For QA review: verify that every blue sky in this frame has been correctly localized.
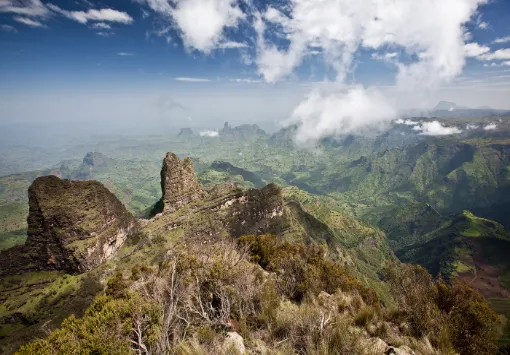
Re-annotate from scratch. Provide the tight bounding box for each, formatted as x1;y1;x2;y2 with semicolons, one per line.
1;0;510;140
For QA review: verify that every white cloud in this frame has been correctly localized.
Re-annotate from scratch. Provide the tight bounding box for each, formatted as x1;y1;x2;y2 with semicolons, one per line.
371;52;399;61
493;36;510;44
413;121;462;136
139;0;251;52
47;4;133;24
91;22;111;29
478;48;510;61
117;52;134;56
96;31;114;36
464;42;490;57
134;0;172;15
483;123;497;130
285;87;397;144
175;77;211;82
504;61;510;67
478;21;488;29
218;41;247;49
0;0;49;17
199;130;219;137
138;0;245;53
253;0;487;142
255;0;486;86
13;15;46;27
394;118;421;125
0;24;17;32
171;0;244;53
466;124;478;129
230;78;262;83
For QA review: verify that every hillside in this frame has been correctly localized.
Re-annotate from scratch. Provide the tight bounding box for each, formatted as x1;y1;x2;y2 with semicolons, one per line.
0;152;502;354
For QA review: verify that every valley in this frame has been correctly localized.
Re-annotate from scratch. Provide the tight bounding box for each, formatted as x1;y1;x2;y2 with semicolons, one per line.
1;116;510;353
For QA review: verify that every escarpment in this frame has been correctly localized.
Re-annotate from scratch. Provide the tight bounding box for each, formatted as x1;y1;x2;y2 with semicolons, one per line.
0;176;137;275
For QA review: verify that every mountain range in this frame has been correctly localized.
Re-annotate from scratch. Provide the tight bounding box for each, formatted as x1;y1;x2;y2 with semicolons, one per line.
0;116;510;353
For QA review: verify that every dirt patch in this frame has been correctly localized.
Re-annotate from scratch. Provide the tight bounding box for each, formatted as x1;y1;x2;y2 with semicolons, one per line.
458;239;510;299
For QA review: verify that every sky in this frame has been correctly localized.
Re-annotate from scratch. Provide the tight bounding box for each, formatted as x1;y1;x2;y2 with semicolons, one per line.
1;0;510;142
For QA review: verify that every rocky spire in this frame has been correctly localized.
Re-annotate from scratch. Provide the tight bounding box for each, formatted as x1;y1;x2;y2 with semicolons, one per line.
160;153;206;213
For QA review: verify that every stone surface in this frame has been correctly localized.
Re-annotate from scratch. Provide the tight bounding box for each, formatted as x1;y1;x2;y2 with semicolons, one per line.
224;332;245;354
160;152;207;213
0;175;137;275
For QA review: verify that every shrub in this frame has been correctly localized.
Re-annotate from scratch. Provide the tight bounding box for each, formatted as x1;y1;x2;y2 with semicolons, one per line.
384;262;502;355
239;234;379;306
17;293;161;355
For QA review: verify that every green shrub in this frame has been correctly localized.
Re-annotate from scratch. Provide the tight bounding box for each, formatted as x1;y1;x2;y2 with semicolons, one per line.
239;234;379;306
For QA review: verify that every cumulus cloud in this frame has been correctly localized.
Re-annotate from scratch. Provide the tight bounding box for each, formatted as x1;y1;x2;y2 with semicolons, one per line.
478;48;510;61
285;87;397;144
371;52;399;61
138;0;245;53
483;123;497;130
464;43;490;57
172;0;244;53
413;121;462;136
175;77;211;82
199;130;219;137
13;15;46;27
250;0;486;142
47;4;133;24
466;124;479;129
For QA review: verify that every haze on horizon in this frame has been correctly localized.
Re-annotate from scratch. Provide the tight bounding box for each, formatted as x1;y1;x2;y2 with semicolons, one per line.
1;0;510;144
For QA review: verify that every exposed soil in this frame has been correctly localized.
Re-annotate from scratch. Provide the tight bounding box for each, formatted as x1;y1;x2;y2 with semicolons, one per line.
458;239;510;299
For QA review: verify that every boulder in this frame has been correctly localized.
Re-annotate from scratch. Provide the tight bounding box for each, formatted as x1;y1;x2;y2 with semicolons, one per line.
224;332;245;354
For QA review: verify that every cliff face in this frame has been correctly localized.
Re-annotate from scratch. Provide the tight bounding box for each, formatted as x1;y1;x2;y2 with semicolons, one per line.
149;153;287;241
160;153;207;213
0;176;137;275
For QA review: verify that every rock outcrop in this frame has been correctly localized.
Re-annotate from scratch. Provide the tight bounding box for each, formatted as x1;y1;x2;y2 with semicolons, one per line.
178;128;194;137
0;176;137;275
82;152;111;167
147;153;287;241
160;153;206;213
220;122;267;141
73;152;111;180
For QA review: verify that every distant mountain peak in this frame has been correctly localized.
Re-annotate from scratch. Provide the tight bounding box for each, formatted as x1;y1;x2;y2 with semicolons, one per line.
83;152;110;167
432;101;473;112
433;101;458;111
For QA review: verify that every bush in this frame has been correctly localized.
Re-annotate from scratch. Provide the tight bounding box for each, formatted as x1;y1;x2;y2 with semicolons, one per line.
239;234;379;306
384;262;502;355
17;293;161;355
